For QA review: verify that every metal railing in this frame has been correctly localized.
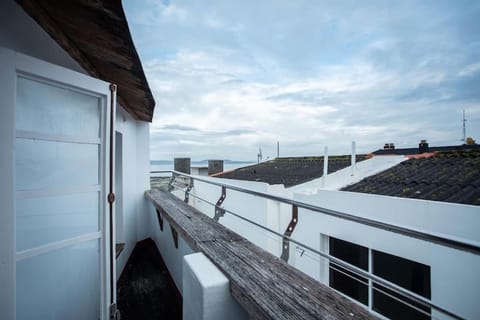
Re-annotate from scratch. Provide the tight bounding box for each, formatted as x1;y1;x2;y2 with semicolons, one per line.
151;170;480;320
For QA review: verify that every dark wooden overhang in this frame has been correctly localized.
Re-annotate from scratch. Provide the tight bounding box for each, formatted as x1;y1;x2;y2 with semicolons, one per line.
16;0;155;122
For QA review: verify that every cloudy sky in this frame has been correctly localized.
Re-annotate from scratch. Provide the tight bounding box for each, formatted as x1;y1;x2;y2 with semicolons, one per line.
124;0;480;161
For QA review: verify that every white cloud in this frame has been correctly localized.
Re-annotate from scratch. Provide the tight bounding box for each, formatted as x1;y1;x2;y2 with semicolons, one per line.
124;0;480;160
161;4;188;23
458;63;480;78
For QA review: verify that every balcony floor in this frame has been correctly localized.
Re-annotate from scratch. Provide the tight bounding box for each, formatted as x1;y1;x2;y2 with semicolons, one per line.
117;238;181;320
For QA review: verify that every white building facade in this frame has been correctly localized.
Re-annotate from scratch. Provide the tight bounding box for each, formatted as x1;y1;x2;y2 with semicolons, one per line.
0;2;152;319
185;166;480;320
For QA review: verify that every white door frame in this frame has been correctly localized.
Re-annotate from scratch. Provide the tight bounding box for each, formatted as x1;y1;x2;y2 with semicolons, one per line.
0;46;114;320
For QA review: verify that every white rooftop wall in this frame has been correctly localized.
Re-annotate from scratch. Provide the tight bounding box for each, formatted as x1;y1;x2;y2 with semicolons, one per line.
186;176;480;319
293;191;480;320
290;155;407;193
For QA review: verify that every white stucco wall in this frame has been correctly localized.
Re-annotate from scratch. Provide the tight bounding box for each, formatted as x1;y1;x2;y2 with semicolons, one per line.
135;122;152;242
187;176;480;320
114;109;153;278
148;205;194;293
292;191;480;320
183;253;248;320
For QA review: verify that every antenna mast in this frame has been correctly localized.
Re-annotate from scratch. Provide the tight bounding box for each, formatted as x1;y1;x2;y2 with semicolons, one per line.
462;109;467;143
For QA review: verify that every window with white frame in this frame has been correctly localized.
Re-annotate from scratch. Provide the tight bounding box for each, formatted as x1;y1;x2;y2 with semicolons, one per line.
329;237;431;320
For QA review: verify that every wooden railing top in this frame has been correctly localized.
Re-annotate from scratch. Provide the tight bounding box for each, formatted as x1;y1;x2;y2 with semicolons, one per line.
146;189;377;320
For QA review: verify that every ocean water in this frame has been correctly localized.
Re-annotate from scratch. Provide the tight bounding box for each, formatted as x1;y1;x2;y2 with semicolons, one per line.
150;160;256;172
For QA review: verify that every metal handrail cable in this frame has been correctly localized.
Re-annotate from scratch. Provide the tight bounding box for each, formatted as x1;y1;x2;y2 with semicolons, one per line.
153;170;480;255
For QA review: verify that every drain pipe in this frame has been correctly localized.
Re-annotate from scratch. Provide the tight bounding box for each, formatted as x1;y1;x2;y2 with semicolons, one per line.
351;141;356;176
322;146;328;188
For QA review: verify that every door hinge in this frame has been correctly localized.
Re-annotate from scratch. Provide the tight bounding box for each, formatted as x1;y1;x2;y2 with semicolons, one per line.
110;303;121;320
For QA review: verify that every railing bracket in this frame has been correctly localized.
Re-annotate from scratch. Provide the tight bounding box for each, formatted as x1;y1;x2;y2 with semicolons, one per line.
155;208;164;231
168;172;177;192
184;178;194;203
170;225;178;248
214;186;227;221
280;205;298;262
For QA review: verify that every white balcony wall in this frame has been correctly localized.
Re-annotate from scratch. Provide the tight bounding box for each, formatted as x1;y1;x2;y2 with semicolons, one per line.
183;253;248;320
114;108;152;278
145;204;251;319
292;191;480;320
187;176;480;320
148;205;194;293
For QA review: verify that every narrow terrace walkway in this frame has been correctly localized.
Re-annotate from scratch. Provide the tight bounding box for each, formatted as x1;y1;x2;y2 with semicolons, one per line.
117;239;182;320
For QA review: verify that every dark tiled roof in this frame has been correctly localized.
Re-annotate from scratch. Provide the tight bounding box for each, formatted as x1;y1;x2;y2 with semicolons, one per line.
216;155;368;187
372;144;480;155
342;150;480;205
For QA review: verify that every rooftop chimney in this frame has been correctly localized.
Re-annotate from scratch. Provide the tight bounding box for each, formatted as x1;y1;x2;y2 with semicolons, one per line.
419;140;429;154
322;146;328;188
208;160;224;175
383;143;395;151
351;141;356;176
174;157;191;174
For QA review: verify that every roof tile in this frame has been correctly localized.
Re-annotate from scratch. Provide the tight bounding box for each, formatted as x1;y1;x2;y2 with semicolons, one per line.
342;150;480;205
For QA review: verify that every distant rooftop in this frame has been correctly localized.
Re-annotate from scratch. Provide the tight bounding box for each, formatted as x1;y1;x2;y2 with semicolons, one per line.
372;143;480;155
342;150;480;205
215;155;368;187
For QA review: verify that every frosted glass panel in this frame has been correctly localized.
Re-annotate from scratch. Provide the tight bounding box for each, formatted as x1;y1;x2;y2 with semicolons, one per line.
16;240;100;320
16;77;100;139
16;192;99;251
16;139;99;190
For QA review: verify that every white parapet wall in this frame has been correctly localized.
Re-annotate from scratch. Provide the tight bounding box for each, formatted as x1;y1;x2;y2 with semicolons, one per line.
291;190;480;320
146;204;250;319
183;174;480;319
183;253;248;320
148;205;194;294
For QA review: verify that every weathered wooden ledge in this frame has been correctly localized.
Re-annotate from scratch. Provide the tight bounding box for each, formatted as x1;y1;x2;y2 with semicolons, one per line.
146;189;377;320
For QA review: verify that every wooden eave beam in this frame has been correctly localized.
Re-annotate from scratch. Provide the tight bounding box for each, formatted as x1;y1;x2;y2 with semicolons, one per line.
15;0;155;122
16;0;100;79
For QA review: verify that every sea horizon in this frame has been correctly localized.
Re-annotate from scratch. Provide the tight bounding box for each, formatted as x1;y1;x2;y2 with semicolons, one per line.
150;159;257;172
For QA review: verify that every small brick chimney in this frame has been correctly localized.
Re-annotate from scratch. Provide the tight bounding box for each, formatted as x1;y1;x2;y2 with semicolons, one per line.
174;158;191;174
383;143;395;151
419;140;429;153
208;160;224;175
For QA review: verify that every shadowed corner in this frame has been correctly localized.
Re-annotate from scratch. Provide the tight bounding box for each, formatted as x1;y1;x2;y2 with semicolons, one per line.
117;239;182;320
